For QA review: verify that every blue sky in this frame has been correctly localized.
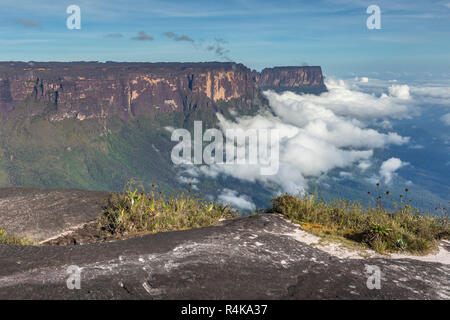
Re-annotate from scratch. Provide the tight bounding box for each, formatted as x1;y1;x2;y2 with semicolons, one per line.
0;0;449;77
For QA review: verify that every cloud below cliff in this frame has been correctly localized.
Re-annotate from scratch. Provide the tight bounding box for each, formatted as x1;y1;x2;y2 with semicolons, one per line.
179;78;413;202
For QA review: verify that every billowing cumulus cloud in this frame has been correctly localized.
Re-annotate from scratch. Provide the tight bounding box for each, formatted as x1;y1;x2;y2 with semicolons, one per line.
388;85;411;100
282;78;412;120
180;78;411;195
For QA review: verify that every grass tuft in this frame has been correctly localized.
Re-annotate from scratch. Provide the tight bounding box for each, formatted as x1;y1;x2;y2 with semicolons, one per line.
0;228;33;245
97;181;238;237
271;193;449;254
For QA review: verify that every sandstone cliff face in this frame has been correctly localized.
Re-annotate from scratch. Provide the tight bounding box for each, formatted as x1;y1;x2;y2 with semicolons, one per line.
0;62;325;121
256;66;326;94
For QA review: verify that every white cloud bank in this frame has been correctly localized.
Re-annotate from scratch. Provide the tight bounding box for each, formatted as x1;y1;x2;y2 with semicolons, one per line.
410;86;450;106
180;78;411;196
279;78;412;120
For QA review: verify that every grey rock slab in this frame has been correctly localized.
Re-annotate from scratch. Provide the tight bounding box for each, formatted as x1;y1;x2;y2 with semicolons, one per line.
0;214;448;299
0;187;110;242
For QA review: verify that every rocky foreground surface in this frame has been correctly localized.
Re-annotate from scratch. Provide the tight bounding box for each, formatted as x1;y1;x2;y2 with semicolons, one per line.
0;187;108;243
0;188;449;299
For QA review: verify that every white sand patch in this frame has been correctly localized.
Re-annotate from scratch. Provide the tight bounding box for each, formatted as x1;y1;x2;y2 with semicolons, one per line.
279;223;382;259
39;222;91;244
279;217;450;264
389;240;450;265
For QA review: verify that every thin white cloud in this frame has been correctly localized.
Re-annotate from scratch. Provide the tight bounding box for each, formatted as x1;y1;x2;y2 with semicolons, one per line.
0;39;50;44
104;33;124;38
339;171;353;179
164;32;194;42
131;31;154;41
177;176;199;185
217;189;256;211
441;113;450;125
360;77;369;83
358;160;372;172
379;158;408;184
15;18;41;28
411;86;450;106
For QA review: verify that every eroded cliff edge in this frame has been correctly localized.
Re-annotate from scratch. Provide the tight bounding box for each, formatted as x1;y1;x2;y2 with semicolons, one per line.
0;62;326;121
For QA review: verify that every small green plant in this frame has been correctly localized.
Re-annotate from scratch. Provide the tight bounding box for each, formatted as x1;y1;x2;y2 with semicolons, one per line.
365;223;392;240
0;227;33;245
271;189;449;255
98;181;238;237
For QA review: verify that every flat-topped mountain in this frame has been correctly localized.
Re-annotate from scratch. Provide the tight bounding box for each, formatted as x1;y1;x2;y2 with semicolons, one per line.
0;62;326;120
256;66;326;94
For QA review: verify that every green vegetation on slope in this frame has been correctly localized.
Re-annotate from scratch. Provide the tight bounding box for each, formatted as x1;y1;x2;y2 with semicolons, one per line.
0;112;177;191
0;97;245;193
271;191;449;254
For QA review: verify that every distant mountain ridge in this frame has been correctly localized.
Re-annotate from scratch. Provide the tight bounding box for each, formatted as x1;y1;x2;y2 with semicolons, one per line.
0;62;326;120
256;66;326;94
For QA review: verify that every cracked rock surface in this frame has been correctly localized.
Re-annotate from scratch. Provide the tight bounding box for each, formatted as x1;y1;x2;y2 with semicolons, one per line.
0;214;448;299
